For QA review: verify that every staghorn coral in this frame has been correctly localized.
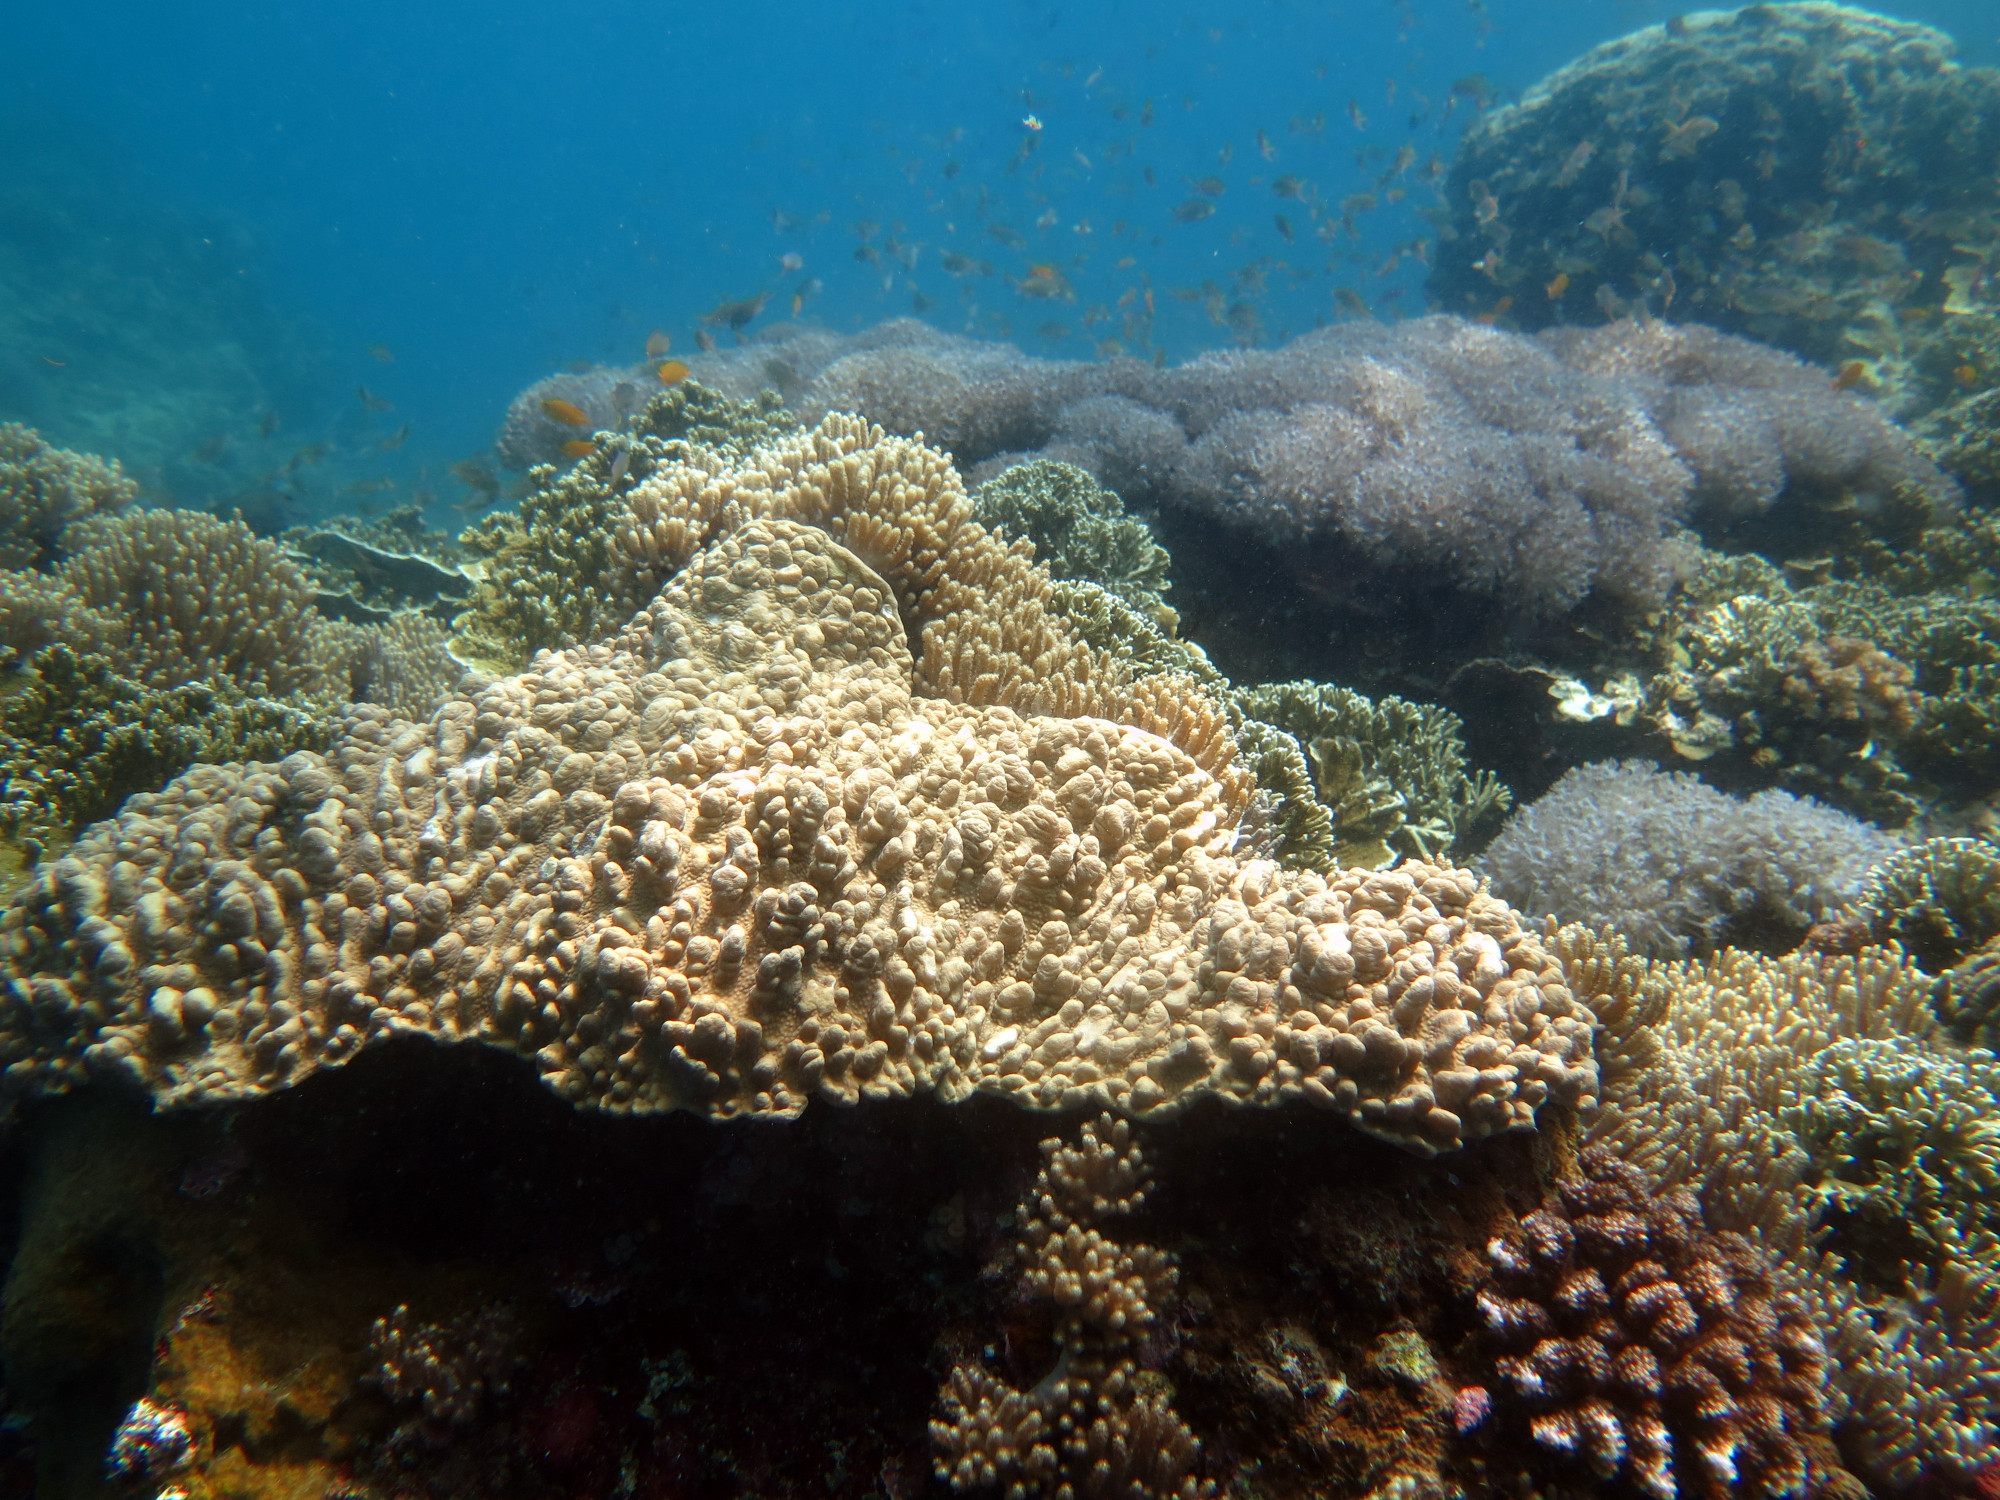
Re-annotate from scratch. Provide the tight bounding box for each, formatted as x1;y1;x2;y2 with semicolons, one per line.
1424;3;2000;421
1470;1144;1830;1500
1234;681;1509;871
457;382;799;668
1568;929;2000;1482
1479;760;1902;959
0;423;136;571
933;1113;1212;1500
1860;836;2000;972
972;460;1173;622
0;427;1599;1156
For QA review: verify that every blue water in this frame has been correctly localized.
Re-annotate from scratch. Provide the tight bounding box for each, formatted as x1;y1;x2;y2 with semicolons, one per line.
6;0;1996;522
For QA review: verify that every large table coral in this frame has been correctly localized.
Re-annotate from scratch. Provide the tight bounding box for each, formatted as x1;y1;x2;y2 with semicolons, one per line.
0;421;1596;1155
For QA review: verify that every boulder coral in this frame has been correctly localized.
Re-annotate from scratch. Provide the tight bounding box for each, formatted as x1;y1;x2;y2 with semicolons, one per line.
0;419;1597;1156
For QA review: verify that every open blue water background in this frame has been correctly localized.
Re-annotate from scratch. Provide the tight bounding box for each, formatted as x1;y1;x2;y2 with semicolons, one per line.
6;0;1996;522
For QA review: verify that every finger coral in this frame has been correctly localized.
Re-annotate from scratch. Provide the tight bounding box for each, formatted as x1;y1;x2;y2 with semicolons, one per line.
1472;1144;1830;1500
933;1114;1213;1500
1479;759;1903;958
0;422;1597;1157
0;422;136;571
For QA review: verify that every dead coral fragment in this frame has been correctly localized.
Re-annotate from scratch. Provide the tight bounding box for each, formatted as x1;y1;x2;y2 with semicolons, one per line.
1474;1145;1830;1500
933;1115;1213;1500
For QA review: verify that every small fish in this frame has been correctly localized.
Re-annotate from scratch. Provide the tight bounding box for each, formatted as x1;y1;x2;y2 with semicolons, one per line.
1036;206;1059;230
656;359;691;386
288;443;329;470
258;410;282;438
609;449;631;486
1039;321;1071;341
40;355;66;367
1189;175;1225;196
911;291;933;313
1583;203;1626;237
988;223;1026;249
702;292;770;332
451;457;501;498
1334;286;1369;317
1831;360;1868;390
1546;271;1570;300
1274;213;1295;243
1272;175;1303;199
378;423;411;451
940;252;992;276
541;398;591;426
695;328;717;352
1392;142;1417;177
1956;364;1982;388
357;384;394;412
1172;200;1216;223
347;477;396;493
1657;265;1677;314
779;251;804;274
612;382;641;417
367;343;395;363
791;293;804;316
561;439;595;458
1595;283;1626;319
1255;129;1277;160
1473;295;1515;325
1553;139;1596;188
1470;181;1500;227
1660;115;1720;160
645;328;671;359
1347;98;1368;131
1022;114;1043;131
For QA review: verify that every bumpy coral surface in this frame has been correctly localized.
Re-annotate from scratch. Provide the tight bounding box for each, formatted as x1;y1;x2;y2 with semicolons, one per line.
933;1114;1212;1500
1473;1146;1829;1500
1425;3;2000;419
0;422;136;570
1479;759;1902;958
0;424;1595;1155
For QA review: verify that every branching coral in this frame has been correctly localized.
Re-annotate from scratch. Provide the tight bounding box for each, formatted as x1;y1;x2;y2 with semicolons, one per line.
0;422;136;571
933;1114;1212;1500
972;461;1173;623
1470;1145;1830;1500
1566;928;2000;1482
1859;837;2000;972
0;422;1598;1157
364;1303;522;1445
1479;759;1902;958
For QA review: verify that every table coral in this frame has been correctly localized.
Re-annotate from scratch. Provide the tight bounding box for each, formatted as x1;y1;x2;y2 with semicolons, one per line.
1472;1145;1829;1500
0;421;1596;1157
1425;3;2000;421
0;422;136;571
932;1114;1212;1500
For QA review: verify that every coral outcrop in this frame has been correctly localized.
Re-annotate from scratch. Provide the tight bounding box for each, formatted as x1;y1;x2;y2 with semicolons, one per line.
1860;836;2000;971
1471;1145;1830;1499
0;420;1597;1155
1425;3;2000;421
972;460;1174;623
933;1114;1212;1500
1479;759;1902;958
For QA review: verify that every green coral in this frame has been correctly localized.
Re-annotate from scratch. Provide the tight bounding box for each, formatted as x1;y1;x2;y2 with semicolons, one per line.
1233;681;1511;870
1048;580;1218;686
972;461;1174;622
1861;836;2000;972
454;382;797;669
0;644;330;866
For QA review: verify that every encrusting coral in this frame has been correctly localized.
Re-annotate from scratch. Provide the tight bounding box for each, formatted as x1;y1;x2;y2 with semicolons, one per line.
0;418;1598;1156
0;422;136;571
1566;928;2000;1483
1479;759;1902;959
1468;1145;1831;1500
933;1114;1212;1500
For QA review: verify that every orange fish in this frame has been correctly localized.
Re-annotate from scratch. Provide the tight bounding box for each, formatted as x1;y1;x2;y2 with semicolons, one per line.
541;398;590;426
1028;263;1058;280
645;328;670;359
1473;295;1515;325
561;440;594;458
1545;272;1569;300
1955;363;1981;388
1831;360;1867;391
656;359;690;386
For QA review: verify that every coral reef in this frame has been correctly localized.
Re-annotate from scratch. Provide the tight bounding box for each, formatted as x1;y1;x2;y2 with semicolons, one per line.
1569;929;2000;1483
365;1302;522;1445
1859;836;2000;971
0;423;136;571
1235;681;1510;871
495;366;799;472
285;508;472;626
1469;1144;1829;1499
1424;3;2000;421
972;460;1173;622
933;1114;1212;1500
457;382;799;667
310;611;468;722
0;420;1597;1155
1479;759;1903;958
105;1395;196;1481
502;316;1954;620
